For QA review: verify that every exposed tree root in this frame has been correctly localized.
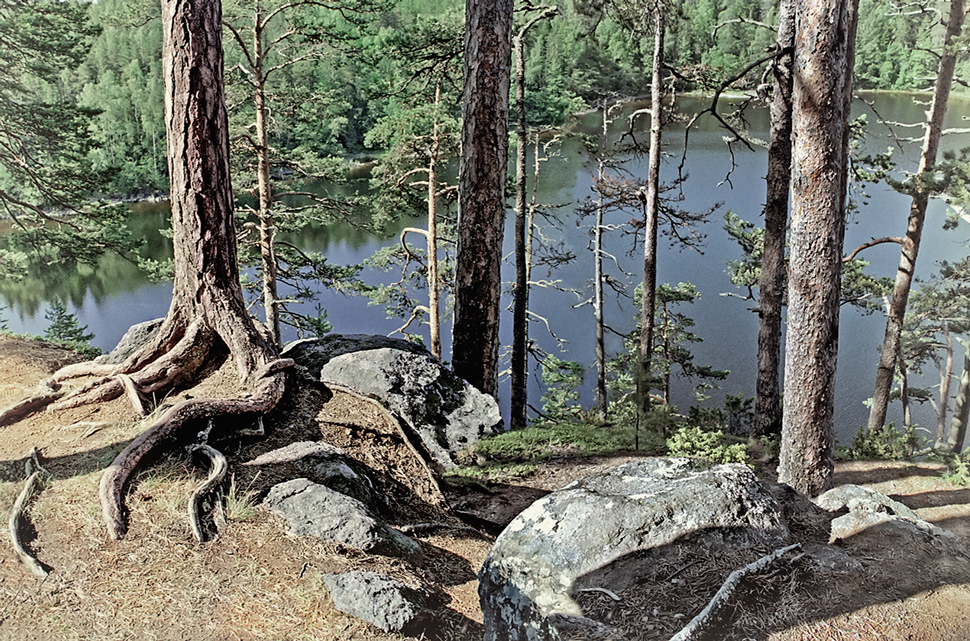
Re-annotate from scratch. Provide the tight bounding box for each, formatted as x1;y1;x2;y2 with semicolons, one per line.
0;384;63;427
99;358;292;540
115;374;146;416
49;320;208;413
188;443;228;542
9;448;50;577
668;543;802;641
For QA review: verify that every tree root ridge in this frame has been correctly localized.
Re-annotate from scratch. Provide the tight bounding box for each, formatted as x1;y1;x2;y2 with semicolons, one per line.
99;368;286;540
49;320;209;414
0;384;63;427
188;443;228;542
9;448;51;577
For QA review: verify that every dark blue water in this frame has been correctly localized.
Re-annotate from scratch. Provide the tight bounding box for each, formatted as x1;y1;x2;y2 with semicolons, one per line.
6;93;970;444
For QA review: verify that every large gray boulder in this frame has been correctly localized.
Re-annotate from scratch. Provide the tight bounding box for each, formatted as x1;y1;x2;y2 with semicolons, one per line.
94;318;164;365
478;458;789;641
815;484;967;557
321;571;432;633
264;478;420;561
283;335;502;469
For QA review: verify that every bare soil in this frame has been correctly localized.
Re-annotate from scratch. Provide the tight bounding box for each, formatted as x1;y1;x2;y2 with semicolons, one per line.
0;335;969;640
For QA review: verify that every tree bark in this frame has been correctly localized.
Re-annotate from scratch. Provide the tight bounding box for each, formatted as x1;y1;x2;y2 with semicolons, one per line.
637;7;664;419
452;0;514;397
511;26;529;427
778;0;856;496
252;0;281;346
868;0;965;431
947;344;970;452
754;0;794;439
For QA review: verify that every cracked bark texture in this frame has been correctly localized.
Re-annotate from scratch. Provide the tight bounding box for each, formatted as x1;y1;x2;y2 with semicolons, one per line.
452;0;514;397
779;0;857;496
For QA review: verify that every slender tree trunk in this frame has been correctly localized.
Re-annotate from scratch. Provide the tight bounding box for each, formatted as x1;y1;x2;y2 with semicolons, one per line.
778;0;856;496
252;2;280;346
453;0;514;397
937;323;955;446
754;0;794;439
947;343;970;452
898;349;911;428
637;5;664;420
511;27;529;428
510;6;556;428
427;81;442;360
594;101;609;421
869;0;965;431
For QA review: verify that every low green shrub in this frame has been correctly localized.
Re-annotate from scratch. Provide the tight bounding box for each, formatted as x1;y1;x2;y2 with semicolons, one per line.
665;425;750;466
840;422;923;461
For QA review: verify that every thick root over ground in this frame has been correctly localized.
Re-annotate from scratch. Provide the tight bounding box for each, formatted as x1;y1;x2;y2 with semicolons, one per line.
99;359;292;540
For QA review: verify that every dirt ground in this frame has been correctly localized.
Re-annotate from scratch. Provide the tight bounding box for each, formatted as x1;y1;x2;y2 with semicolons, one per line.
0;335;969;640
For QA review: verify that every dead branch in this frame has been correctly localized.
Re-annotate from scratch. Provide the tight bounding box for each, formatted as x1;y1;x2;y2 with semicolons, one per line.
187;444;228;542
321;381;447;505
844;236;904;262
668;543;802;641
98;359;292;540
9;448;50;577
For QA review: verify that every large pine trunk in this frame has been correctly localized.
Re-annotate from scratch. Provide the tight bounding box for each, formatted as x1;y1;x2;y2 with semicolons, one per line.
159;0;277;382
452;0;514;397
778;0;856;496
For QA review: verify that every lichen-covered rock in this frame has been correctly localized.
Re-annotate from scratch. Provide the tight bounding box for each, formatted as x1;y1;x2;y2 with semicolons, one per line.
245;441;385;510
816;484;967;557
321;571;432;633
478;458;789;641
282;335;502;469
264;478;420;561
94;318;163;365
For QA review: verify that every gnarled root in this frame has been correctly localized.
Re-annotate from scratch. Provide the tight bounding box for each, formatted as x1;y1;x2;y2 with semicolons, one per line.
49;320;208;413
99;359;292;540
9;448;51;577
188;443;228;542
0;384;63;427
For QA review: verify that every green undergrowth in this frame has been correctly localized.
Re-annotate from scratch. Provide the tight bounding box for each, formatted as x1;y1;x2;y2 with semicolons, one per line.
838;422;924;461
665;425;751;466
473;422;664;464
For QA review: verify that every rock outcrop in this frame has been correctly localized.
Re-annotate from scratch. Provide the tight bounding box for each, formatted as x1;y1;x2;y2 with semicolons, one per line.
815;483;968;558
264;478;420;561
321;571;434;634
478;458;789;641
94;318;163;365
283;334;502;469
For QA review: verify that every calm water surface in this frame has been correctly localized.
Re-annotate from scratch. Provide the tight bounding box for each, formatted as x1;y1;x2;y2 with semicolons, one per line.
6;93;970;443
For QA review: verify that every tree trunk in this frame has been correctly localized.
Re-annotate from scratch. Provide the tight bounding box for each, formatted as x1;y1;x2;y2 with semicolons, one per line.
936;322;955;446
452;0;514;397
511;26;529;428
868;0;965;431
947;342;970;452
427;81;443;360
637;7;664;420
594;102;609;421
778;0;856;497
252;2;281;346
754;0;794;439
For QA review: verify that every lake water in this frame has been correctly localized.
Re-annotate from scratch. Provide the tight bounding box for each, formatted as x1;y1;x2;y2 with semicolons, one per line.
5;93;970;444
